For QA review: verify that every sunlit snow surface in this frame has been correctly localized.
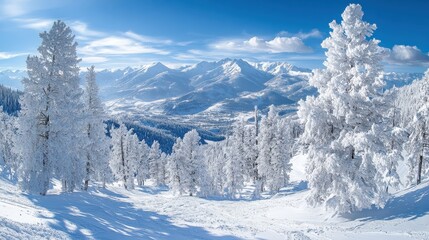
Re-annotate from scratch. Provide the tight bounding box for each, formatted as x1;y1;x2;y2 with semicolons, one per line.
1;155;428;240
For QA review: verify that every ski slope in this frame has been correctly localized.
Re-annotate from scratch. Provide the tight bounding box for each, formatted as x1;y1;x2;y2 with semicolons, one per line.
0;156;428;240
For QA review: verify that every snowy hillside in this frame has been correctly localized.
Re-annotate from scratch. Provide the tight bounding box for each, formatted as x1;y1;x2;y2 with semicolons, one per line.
1;156;428;240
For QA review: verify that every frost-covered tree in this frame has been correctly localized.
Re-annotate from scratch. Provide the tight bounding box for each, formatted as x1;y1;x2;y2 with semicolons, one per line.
223;119;246;198
18;21;84;194
402;71;429;185
205;141;226;195
167;130;205;196
180;129;203;196
277;118;293;187
257;105;291;193
406;100;429;185
136;139;150;187
0;108;18;177
298;4;391;213
149;141;165;186
83;66;110;190
0;109;15;165
110;124;139;189
166;137;185;194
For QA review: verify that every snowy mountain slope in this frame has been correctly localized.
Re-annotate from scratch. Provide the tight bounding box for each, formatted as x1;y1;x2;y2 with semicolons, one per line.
203;89;295;113
251;61;311;75
103;59;313;116
1;156;428;240
101;62;193;101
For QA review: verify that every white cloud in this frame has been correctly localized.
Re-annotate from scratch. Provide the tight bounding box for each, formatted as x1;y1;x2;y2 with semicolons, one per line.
70;21;104;40
78;36;170;56
124;31;173;45
1;0;27;17
279;29;323;40
14;18;53;30
296;29;323;39
212;36;312;53
0;0;60;18
0;52;27;59
386;45;429;66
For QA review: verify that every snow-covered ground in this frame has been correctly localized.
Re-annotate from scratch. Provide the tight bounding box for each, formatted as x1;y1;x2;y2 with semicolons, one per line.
1;156;428;240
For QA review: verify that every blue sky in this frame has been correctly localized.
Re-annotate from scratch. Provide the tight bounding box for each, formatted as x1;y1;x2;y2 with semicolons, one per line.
0;0;428;72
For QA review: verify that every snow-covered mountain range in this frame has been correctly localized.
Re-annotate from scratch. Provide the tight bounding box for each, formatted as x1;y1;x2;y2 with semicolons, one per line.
97;59;423;117
0;59;423;117
99;59;315;115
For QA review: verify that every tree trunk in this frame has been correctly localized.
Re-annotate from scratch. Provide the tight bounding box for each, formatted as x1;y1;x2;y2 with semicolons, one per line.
84;159;90;191
417;155;423;185
120;136;127;189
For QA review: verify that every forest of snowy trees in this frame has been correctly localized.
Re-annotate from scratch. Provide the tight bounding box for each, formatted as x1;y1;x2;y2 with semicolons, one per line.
0;4;429;214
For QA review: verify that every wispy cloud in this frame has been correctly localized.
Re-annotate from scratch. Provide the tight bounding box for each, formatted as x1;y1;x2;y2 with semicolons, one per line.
14;18;54;30
70;21;104;40
0;0;60;18
12;18;172;59
78;36;170;56
278;29;323;39
0;52;27;59
124;31;173;45
211;36;312;53
386;45;429;66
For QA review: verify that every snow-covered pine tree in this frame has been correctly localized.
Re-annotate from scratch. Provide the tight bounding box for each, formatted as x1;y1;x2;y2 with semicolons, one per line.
205;141;226;195
83;66;111;190
277;117;293;187
0;108;18;176
224;119;246;198
158;152;167;186
166;137;185;195
257;105;288;193
110;124;139;189
242;125;258;182
180;129;203;196
0;109;15;165
18;20;85;194
149;141;164;186
402;70;429;186
167;130;204;196
298;4;392;213
406;99;429;185
124;129;139;189
136;139;150;187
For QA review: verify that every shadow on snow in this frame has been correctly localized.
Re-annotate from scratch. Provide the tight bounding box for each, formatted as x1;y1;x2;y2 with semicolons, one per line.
27;187;240;240
342;182;429;221
203;180;308;202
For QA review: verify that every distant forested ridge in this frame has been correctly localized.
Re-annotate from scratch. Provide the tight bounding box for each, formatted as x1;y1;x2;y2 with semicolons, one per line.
0;85;21;115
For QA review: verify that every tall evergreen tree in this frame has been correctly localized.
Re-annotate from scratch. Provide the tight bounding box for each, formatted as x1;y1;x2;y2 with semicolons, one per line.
224;119;246;198
83;66;110;190
0;108;17;174
298;4;391;213
110;124;139;190
167;130;204;196
136;139;150;187
257;105;291;193
18;21;84;194
167;137;185;195
149;141;164;186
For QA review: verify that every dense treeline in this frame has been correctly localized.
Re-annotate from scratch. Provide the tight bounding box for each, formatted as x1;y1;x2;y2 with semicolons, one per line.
0;85;21;115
